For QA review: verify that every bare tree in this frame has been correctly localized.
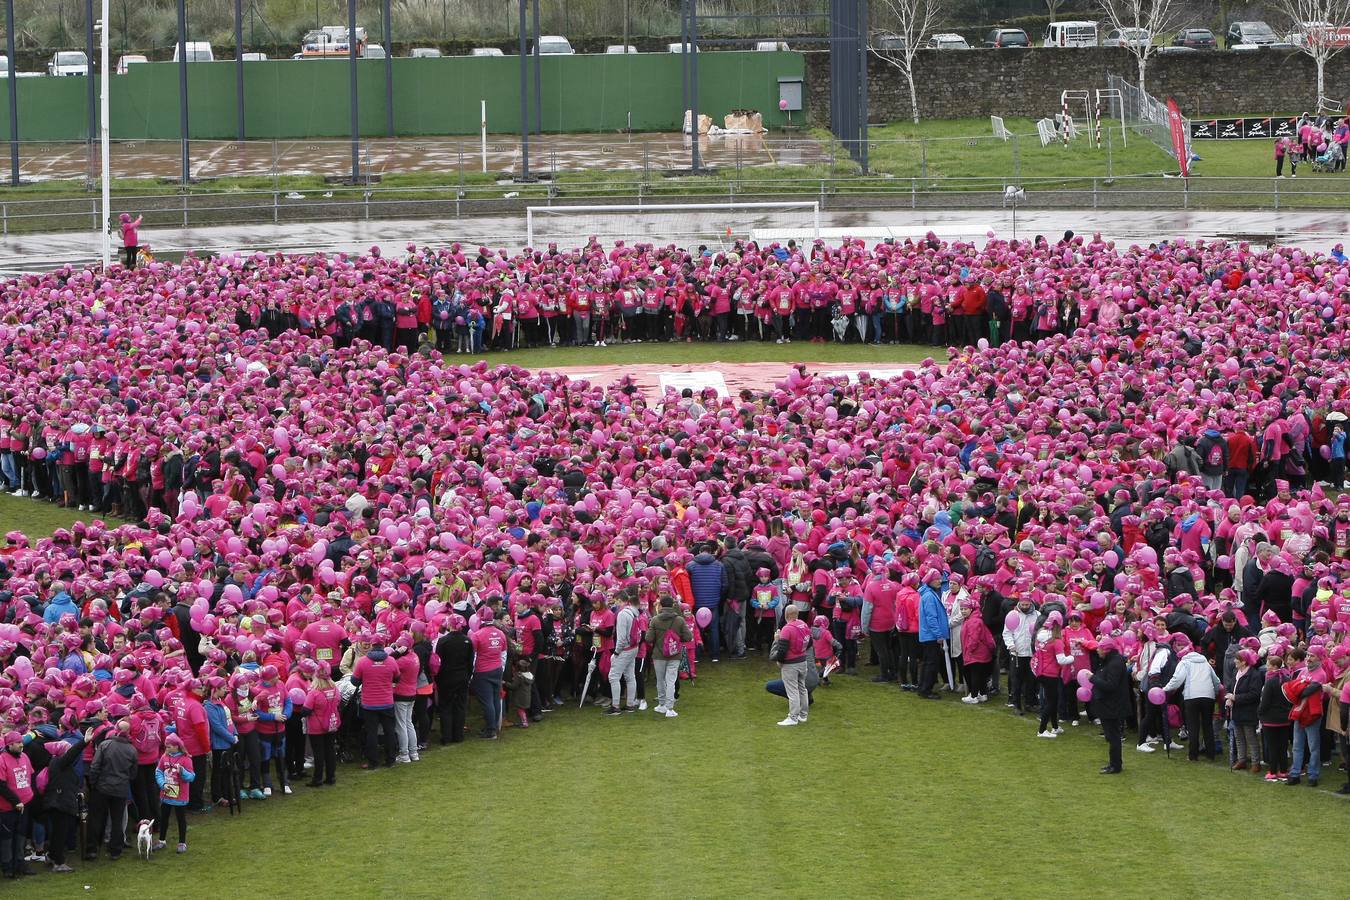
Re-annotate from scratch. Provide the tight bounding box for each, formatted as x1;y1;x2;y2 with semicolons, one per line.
1097;0;1190;94
870;0;942;124
1046;0;1067;22
1275;0;1350;104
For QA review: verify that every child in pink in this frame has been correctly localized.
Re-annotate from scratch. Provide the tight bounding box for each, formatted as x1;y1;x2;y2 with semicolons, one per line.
811;615;842;684
154;734;195;853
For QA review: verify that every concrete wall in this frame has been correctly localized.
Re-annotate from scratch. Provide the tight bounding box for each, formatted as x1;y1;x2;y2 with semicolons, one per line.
806;48;1350;124
0;51;803;141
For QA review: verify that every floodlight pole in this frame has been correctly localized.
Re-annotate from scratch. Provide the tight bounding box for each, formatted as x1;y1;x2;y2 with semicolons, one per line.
176;0;189;185
99;0;111;269
689;0;700;174
5;0;19;186
518;0;530;179
348;0;359;183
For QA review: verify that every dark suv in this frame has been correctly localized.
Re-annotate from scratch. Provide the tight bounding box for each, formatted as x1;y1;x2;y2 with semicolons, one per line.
1172;28;1217;49
984;28;1030;48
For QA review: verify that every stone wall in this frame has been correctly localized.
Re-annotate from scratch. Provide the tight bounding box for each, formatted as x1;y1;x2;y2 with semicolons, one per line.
805;48;1350;124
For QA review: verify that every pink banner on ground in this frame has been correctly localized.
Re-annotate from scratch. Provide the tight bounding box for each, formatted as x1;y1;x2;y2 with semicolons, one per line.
535;362;923;399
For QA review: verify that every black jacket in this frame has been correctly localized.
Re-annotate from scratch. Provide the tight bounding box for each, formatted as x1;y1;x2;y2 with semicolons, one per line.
434;632;474;689
1090;651;1131;719
88;733;139;797
1257;670;1292;725
43;737;87;816
743;547;780;582
1231;667;1264;726
721;549;753;603
1254;570;1294;622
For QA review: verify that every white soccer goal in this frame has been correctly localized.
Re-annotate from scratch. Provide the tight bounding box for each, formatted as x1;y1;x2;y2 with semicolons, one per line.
990;115;1011;141
524;201;821;250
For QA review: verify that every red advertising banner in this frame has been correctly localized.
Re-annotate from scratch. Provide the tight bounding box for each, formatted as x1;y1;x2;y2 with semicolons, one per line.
1166;96;1189;177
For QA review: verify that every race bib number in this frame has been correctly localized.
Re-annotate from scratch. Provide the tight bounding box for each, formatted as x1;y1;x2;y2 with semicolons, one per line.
13;768;29;790
317;648;333;660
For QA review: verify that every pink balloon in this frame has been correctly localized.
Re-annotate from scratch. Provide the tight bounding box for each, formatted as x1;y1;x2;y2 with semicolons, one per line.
221;584;243;604
320;568;337;586
144;570;164;588
695;607;712;628
310;541;328;564
1004;610;1021;631
1076;685;1093;703
1147;687;1166;705
1076;669;1092;687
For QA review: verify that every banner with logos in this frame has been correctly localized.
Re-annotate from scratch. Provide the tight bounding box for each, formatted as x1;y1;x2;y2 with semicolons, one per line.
1189;117;1299;140
1166;97;1190;176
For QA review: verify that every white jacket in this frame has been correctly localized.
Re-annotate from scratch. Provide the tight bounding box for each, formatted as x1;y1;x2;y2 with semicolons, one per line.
1003;609;1035;657
1162;651;1222;700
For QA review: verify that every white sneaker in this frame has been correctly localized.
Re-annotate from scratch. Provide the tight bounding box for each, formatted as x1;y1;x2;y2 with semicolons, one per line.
637;700;648;711
961;696;977;704
1053;726;1064;735
976;694;988;703
1070;719;1079;726
394;754;410;764
654;705;668;714
777;717;798;726
664;709;679;718
795;716;807;723
409;753;420;762
282;784;293;795
1137;743;1156;753
1166;741;1185;751
262;787;272;798
1037;731;1057;738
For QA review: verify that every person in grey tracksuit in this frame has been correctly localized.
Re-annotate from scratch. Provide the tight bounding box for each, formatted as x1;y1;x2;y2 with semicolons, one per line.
606;595;642;714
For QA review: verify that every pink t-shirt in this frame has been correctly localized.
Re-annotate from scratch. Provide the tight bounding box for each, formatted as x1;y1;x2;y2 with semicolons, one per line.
471;626;507;672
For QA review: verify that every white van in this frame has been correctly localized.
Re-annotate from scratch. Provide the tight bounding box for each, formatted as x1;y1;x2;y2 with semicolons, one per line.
532;36;574;55
173;41;215;62
1043;21;1098;47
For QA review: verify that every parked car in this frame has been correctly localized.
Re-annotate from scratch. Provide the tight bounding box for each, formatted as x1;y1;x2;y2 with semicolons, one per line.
984;28;1030;49
241;52;268;61
470;47;503;57
876;34;907;52
0;55;9;78
1102;27;1150;48
927;33;969;50
755;41;790;51
1225;21;1285;49
48;51;89;76
531;35;574;55
363;44;387;59
1171;28;1216;49
1043;21;1098;47
409;48;442;58
172;41;214;62
605;44;638;54
667;42;695;53
115;53;149;73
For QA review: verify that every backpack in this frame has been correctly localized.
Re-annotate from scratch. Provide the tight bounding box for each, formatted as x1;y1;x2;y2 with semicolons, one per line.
661;626;683;658
1206;442;1224;468
973;545;997;576
1152;648;1179;690
627;612;643;651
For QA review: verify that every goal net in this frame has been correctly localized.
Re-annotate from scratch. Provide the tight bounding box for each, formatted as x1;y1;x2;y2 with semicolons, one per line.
525;202;820;251
1105;74;1191;166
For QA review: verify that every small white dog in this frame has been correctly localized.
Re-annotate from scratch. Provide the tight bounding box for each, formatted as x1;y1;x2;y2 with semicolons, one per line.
136;819;154;860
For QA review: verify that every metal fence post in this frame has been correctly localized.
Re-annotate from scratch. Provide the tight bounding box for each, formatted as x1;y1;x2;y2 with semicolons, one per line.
911;177;916;209
273;190;279;224
182;193;188;228
920;140;927;180
1273;177;1279;210
1013;133;1021;184
1105;128;1113;180
1092;178;1098;209
1183;177;1189;210
2;204;6;235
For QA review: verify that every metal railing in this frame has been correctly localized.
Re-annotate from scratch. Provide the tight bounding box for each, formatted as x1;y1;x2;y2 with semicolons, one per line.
1;174;1347;241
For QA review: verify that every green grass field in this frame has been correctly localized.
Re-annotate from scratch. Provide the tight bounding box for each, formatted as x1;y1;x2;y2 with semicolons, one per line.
39;658;1350;899
455;341;936;369
0;493;124;540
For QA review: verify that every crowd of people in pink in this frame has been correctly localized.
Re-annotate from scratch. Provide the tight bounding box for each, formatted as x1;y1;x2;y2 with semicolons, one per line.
1;229;1349;879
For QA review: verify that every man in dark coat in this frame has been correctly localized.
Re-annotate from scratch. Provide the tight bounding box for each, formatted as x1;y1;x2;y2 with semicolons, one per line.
434;620;474;744
1091;638;1131;774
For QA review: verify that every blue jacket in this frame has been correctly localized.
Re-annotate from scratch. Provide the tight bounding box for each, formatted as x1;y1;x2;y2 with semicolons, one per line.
206;701;238;750
918;585;950;642
685;553;727;609
43;592;78;623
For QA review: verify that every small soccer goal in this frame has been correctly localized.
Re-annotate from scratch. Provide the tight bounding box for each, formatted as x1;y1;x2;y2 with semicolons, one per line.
524;201;821;250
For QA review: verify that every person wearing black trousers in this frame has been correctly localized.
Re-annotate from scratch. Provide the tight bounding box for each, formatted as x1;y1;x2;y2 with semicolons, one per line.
1258;652;1293;779
1091;639;1130;773
434;620;474;744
